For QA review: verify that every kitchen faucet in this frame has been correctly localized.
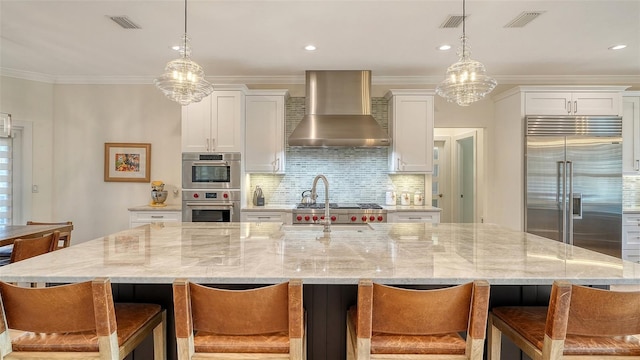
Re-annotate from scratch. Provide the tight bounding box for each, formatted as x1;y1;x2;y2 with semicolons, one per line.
311;174;331;232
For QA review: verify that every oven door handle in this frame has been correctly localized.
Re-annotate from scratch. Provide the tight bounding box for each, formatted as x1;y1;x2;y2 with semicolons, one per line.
185;202;235;208
192;161;228;166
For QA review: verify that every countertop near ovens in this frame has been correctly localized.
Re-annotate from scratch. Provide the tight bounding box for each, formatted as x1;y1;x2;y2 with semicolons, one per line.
128;204;182;211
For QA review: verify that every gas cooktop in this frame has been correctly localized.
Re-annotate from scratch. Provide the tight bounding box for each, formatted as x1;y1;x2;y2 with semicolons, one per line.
295;203;383;210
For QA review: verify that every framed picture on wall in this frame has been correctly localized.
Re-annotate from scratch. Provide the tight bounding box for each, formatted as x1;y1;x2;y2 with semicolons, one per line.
104;142;151;182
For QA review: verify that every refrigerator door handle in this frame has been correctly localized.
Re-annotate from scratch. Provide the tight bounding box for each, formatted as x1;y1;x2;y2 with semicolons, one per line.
556;161;563;203
567;160;574;246
561;160;567;244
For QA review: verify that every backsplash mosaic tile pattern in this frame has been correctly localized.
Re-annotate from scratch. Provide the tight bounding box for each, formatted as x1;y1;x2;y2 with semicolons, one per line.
248;97;426;205
623;175;640;209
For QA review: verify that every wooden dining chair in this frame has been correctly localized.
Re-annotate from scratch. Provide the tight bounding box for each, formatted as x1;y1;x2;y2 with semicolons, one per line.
347;279;491;360
27;220;73;249
488;280;640;360
173;278;305;360
0;277;166;359
9;231;59;263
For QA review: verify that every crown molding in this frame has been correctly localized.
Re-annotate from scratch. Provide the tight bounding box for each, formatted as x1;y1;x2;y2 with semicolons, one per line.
2;68;639;86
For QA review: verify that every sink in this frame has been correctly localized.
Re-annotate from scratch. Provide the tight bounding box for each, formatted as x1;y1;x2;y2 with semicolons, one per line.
280;224;373;232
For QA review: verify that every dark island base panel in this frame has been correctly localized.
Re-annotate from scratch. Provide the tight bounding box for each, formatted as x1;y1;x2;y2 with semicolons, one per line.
108;283;607;360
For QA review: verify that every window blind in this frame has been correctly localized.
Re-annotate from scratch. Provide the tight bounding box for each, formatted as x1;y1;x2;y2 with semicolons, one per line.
0;137;12;225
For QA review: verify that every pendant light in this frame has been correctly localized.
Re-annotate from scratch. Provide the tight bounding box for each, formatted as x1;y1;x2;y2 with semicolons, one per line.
436;0;497;106
154;0;213;106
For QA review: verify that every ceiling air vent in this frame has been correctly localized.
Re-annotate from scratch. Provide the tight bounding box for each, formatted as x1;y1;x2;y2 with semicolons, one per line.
440;15;466;29
108;16;141;29
504;11;545;28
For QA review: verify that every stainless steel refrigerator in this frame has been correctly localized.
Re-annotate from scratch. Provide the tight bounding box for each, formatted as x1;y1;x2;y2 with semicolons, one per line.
525;115;623;258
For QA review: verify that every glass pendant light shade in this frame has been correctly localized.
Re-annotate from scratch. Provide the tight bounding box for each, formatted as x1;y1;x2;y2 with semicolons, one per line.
436;35;497;106
154;0;213;106
154;35;213;106
436;0;497;106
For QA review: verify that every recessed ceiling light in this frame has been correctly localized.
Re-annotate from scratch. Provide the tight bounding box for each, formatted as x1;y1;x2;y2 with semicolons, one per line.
171;45;180;51
437;44;452;51
304;45;317;51
609;44;627;50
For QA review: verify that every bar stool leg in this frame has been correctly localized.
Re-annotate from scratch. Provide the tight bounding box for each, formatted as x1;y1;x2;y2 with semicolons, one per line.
487;314;502;360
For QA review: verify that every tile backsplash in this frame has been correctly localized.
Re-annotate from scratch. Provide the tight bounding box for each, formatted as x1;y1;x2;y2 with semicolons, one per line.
248;97;425;205
623;175;640;209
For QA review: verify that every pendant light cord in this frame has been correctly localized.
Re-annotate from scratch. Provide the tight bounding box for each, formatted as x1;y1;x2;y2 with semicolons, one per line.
462;0;466;57
183;0;188;57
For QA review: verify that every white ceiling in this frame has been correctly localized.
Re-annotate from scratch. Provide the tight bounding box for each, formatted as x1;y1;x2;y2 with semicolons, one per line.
1;0;639;85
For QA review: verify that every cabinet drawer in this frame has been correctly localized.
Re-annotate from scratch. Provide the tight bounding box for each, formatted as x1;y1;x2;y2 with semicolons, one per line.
241;212;288;223
623;250;640;264
130;211;182;222
388;212;440;223
623;214;640;226
623;227;640;249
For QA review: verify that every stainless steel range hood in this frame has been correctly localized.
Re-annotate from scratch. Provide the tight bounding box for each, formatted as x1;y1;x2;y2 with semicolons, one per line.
288;70;390;147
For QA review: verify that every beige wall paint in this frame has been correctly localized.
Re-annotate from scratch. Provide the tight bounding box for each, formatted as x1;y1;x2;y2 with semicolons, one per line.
51;84;181;243
1;77;54;221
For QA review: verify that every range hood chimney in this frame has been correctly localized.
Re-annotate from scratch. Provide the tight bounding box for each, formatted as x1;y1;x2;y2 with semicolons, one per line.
288;70;390;147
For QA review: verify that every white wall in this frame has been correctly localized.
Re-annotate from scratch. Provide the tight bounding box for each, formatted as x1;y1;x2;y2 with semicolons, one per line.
51;84;181;243
0;77;54;221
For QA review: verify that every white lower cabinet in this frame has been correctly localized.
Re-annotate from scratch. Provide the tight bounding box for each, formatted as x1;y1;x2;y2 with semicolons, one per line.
129;210;182;228
387;211;440;223
241;211;292;224
623;213;640;263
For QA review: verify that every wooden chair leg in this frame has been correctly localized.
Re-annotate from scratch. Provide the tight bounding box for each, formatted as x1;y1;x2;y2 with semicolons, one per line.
487;314;502;360
153;310;167;360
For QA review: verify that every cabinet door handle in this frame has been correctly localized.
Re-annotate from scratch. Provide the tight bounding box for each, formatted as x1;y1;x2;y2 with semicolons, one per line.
397;158;402;171
211;138;215;150
567;101;572;114
151;215;164;219
635;159;639;171
574;101;577;114
206;138;210;151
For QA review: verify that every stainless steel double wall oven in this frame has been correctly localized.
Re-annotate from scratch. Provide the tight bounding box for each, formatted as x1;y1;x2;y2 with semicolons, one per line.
182;153;241;222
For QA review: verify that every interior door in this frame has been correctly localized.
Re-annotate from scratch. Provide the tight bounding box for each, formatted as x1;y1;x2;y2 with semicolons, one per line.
433;138;451;222
453;131;476;223
525;136;566;242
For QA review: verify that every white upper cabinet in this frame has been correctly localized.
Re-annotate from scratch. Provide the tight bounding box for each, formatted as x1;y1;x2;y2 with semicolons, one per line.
245;91;288;173
182;88;246;153
623;93;640;174
386;90;434;173
525;90;622;116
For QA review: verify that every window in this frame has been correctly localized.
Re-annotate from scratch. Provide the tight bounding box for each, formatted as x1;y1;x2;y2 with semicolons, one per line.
0;136;11;224
0;115;29;225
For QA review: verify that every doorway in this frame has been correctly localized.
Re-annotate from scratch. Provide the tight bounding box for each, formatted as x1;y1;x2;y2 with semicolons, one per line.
433;128;484;223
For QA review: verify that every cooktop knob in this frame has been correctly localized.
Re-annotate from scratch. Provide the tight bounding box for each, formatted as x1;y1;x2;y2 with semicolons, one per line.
331;216;337;221
351;216;357;222
369;215;375;221
304;215;310;221
296;215;302;221
361;216;367;222
377;216;383;221
313;216;318;221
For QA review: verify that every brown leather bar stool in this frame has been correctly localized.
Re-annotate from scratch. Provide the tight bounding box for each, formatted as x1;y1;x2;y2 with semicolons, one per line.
488;280;640;360
173;279;305;360
0;278;166;359
347;279;490;360
27;220;73;249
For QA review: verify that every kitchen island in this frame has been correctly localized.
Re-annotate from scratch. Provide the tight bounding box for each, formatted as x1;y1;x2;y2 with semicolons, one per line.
1;222;639;359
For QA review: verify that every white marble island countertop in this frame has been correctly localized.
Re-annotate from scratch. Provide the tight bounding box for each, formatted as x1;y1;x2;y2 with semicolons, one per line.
1;222;639;286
